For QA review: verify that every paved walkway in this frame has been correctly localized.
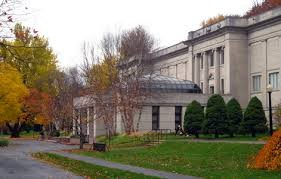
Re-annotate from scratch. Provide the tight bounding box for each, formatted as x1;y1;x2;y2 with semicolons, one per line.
0;139;82;179
52;151;198;179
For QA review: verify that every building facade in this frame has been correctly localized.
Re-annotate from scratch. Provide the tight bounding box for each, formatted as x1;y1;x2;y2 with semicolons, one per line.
152;7;281;108
73;7;281;140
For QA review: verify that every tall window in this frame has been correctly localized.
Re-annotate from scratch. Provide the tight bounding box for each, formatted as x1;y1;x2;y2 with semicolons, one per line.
210;53;214;67
253;75;261;92
221;79;224;94
152;106;160;130
175;106;182;129
210;86;214;94
269;72;279;90
200;82;203;91
200;57;203;69
220;49;224;65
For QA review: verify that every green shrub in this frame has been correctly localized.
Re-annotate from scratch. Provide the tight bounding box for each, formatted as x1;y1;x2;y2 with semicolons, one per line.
243;96;267;137
226;98;243;137
50;130;60;137
184;100;204;138
205;94;228;138
0;138;8;147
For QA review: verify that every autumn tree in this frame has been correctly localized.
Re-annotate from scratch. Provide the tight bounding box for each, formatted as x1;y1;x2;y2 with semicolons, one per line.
1;24;57;93
0;62;28;137
245;0;281;17
0;0;28;40
200;14;225;27
52;67;84;133
80;25;155;140
273;103;281;129
0;24;58;136
116;26;155;134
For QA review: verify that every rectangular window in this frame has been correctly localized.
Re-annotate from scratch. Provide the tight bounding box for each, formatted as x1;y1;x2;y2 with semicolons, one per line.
221;79;224;94
200;57;203;69
152;106;160;130
253;75;261;92
220;49;224;65
210;86;214;94
210;53;214;67
175;106;182;129
269;72;279;90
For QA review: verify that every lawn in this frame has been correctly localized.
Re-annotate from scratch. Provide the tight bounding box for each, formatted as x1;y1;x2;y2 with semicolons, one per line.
0;130;40;139
33;152;159;179
0;138;8;147
95;134;150;149
166;133;270;141
74;141;281;179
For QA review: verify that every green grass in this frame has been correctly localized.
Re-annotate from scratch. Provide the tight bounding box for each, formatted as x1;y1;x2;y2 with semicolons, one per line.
33;152;159;179
0;138;8;147
74;141;281;179
0;130;40;138
166;133;269;141
96;134;149;149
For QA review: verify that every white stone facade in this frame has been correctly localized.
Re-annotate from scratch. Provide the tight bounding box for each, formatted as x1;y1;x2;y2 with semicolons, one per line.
73;8;281;139
152;7;281;109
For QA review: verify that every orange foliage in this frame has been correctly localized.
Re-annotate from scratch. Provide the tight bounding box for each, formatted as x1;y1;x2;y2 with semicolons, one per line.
23;88;53;126
245;0;281;17
249;129;281;170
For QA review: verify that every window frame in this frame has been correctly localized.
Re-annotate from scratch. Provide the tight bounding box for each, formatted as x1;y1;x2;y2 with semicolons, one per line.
175;106;182;129
269;72;279;90
152;106;160;130
252;75;261;92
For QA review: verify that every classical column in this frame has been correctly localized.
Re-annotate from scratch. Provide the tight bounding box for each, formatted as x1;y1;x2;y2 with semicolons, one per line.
194;55;200;86
86;107;90;135
203;52;209;94
214;48;220;94
220;47;225;93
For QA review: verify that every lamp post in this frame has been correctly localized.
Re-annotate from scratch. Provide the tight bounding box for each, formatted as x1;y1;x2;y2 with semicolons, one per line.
267;84;273;136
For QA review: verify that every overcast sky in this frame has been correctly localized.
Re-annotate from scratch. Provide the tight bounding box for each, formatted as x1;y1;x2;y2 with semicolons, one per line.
24;0;260;68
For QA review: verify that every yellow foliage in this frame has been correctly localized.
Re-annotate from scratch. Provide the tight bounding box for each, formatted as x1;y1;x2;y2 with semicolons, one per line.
201;14;225;28
88;57;117;93
0;62;29;125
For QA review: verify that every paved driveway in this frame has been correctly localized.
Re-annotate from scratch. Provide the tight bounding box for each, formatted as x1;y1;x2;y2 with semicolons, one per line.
0;139;82;179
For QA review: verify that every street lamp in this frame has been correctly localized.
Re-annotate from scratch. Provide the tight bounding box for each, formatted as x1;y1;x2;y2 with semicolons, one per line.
267;84;273;136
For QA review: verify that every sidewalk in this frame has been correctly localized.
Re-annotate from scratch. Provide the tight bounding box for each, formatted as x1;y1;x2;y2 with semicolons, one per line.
52;151;199;179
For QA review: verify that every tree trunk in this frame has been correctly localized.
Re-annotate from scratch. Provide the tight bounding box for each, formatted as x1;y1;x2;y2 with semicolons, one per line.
251;130;256;137
79;124;84;149
215;130;219;138
6;122;22;138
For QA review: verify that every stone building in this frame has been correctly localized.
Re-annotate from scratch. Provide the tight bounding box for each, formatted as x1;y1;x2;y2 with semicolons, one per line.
73;7;281;140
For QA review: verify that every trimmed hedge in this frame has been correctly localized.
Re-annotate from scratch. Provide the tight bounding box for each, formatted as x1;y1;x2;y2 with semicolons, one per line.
243;96;267;137
204;94;228;138
226;98;243;137
184;100;204;138
0;138;8;147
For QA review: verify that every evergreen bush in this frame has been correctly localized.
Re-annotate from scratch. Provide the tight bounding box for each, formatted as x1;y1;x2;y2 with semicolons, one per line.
184;100;204;138
226;98;243;137
243;96;267;137
205;94;228;138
